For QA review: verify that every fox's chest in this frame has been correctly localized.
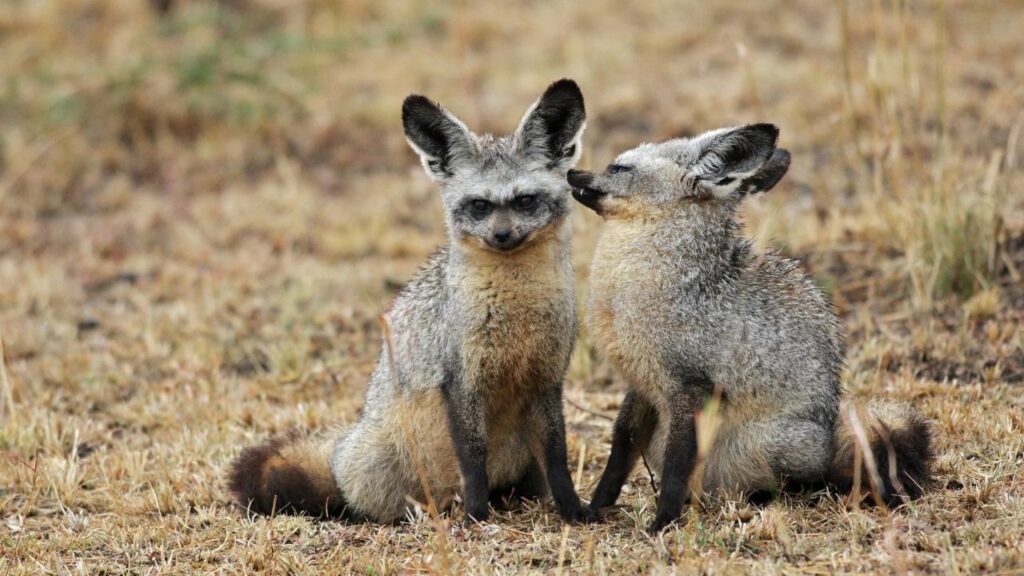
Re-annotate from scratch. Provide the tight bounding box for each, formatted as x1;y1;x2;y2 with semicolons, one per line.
457;260;575;397
589;234;675;400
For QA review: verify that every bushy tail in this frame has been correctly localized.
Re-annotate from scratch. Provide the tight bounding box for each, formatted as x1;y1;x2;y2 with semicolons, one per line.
228;431;346;518
830;397;933;505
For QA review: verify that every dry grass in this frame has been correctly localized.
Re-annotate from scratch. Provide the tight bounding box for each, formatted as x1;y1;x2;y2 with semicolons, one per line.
2;0;1023;573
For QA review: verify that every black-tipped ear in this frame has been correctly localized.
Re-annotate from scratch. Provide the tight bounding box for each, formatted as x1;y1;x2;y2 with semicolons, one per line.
695;123;778;178
693;123;782;198
402;95;476;181
514;79;587;170
740;149;791;194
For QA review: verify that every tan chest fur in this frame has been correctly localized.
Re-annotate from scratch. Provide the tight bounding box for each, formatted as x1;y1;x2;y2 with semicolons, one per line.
589;221;674;408
456;240;575;415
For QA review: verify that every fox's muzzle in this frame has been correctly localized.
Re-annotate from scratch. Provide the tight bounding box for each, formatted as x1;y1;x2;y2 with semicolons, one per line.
567;169;605;213
485;212;526;252
567;169;594;190
487;229;525;251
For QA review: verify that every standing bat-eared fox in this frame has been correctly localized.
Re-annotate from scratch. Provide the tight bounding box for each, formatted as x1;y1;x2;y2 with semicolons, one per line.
568;124;933;533
229;79;595;524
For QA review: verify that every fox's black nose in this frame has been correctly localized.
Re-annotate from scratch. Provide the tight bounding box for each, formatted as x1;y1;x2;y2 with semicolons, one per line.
567;169;594;189
488;229;523;251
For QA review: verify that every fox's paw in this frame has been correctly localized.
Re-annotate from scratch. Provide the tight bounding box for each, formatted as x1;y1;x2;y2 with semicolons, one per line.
559;500;600;524
462;507;490;528
579;506;601;524
646;512;682;535
586;503;610;522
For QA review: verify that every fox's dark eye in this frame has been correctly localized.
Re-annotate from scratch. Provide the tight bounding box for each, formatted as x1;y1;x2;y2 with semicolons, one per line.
607;164;632;174
512;195;537;210
715;176;735;186
470;199;493;216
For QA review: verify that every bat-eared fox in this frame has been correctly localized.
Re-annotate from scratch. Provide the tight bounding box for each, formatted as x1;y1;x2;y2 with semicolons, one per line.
229;79;595;525
568;124;933;533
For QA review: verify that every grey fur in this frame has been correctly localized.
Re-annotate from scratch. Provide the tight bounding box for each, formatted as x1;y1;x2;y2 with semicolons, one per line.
336;79;591;524
574;125;932;533
229;80;592;525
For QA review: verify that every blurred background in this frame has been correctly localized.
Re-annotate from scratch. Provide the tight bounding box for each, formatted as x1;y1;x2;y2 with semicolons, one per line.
1;0;1022;572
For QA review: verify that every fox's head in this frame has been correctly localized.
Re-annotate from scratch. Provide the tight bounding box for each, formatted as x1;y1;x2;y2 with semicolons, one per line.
567;124;790;221
403;79;586;253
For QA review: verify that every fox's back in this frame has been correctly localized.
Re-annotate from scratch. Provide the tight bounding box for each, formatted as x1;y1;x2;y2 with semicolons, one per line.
711;250;844;418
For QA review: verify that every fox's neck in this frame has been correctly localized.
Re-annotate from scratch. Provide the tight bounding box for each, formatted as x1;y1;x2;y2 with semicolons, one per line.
676;206;743;268
603;208;744;290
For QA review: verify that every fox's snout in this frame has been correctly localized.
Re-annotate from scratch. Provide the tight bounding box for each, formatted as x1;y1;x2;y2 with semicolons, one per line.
567;169;593;189
487;227;523;251
483;212;525;251
567;170;605;213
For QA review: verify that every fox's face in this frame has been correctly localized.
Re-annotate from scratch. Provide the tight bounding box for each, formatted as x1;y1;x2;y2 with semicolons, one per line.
402;80;586;253
567;124;790;221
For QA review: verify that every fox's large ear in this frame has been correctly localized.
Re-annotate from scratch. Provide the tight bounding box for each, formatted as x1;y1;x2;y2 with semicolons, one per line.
692;124;788;198
402;95;477;182
514;79;586;170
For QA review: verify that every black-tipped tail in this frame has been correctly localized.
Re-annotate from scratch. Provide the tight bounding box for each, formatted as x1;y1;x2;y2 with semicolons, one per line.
228;432;346;518
831;398;933;505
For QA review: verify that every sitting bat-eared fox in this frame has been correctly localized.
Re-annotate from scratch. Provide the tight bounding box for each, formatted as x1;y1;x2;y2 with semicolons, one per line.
229;79;595;524
568;124;933;533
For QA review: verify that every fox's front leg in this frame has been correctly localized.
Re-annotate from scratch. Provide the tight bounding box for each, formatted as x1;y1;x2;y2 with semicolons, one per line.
589;389;657;514
527;386;596;523
648;389;701;534
441;370;490;524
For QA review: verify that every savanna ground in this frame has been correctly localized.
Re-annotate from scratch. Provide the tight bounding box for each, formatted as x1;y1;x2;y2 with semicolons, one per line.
1;0;1022;573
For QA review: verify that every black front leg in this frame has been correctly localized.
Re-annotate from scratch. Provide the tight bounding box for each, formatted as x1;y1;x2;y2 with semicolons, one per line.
441;370;490;524
530;386;595;523
648;392;700;534
590;389;657;513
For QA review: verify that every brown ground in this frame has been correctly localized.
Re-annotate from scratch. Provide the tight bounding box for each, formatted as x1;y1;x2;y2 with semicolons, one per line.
1;0;1022;573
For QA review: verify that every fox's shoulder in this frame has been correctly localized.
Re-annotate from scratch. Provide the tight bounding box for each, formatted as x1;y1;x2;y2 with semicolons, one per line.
382;246;452;351
387;246;451;308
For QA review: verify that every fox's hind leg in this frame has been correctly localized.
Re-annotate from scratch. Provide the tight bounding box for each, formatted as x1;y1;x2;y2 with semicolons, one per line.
701;417;833;499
